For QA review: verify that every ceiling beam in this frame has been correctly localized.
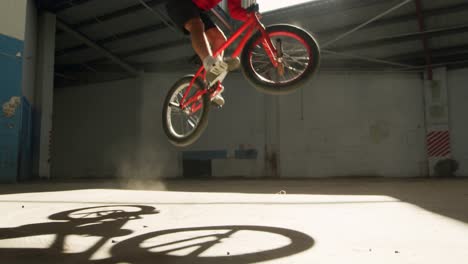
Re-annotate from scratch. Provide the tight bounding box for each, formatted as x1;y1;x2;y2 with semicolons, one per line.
414;0;433;80
322;50;414;68
331;24;468;52
56;23;167;56
56;18;139;77
61;38;189;67
57;0;168;34
263;0;387;19
41;0;96;13
56;0;468;64
318;2;468;38
112;39;188;60
322;0;414;48
385;44;468;63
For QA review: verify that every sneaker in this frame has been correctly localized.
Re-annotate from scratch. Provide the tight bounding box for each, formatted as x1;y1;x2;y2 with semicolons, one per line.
211;84;225;108
205;59;228;86
224;57;241;71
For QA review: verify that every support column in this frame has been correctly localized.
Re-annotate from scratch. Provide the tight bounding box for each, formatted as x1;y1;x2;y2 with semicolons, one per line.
33;12;56;179
423;67;453;176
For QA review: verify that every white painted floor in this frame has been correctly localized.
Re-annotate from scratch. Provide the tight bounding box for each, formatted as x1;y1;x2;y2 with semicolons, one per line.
0;178;467;263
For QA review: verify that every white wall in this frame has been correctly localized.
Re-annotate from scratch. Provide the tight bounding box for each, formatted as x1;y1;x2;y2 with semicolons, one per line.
448;68;468;176
154;71;427;178
52;78;142;178
53;71;430;178
138;73;183;178
182;72;269;177
52;74;183;179
0;0;27;40
144;71;427;178
278;72;427;177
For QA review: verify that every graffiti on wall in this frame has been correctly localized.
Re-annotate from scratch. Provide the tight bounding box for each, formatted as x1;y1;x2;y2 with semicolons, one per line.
2;96;20;118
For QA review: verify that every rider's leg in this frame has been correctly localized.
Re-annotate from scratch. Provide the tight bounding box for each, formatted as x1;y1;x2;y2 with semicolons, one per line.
202;26;228;107
185;18;228;84
205;26;227;58
206;26;241;72
167;0;212;63
184;17;212;65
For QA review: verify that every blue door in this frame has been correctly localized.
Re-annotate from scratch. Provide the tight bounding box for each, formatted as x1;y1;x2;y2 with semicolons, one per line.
0;34;24;183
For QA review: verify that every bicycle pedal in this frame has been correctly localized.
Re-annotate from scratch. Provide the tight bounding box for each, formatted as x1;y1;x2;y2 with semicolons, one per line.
211;102;224;109
211;95;225;108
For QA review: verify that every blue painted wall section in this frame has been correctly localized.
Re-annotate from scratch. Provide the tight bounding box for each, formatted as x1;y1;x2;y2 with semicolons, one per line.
182;148;258;160
182;150;228;161
0;33;24;182
235;149;258;159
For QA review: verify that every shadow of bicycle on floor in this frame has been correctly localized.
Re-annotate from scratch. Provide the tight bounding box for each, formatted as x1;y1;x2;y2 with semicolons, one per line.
98;225;315;264
0;205;159;263
0;205;315;264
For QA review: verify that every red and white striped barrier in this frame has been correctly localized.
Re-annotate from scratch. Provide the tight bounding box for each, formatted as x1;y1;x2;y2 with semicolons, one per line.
427;130;451;158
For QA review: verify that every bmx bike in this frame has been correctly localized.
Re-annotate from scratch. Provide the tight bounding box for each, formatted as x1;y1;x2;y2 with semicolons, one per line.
162;4;320;147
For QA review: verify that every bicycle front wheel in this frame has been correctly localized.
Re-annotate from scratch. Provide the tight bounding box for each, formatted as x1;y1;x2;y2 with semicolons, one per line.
162;75;210;147
241;24;320;95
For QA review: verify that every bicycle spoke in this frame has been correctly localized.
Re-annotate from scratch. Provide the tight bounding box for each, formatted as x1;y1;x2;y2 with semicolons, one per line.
280;72;287;82
249;31;313;85
256;64;273;75
169;83;196;137
283;61;304;74
252;57;271;63
283;54;310;63
252;56;271;62
256;60;273;69
187;117;196;128
177;92;185;103
169;102;181;110
252;51;267;56
190;114;200;124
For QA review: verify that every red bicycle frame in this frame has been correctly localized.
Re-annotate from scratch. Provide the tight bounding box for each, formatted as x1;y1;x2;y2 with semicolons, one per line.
180;12;279;112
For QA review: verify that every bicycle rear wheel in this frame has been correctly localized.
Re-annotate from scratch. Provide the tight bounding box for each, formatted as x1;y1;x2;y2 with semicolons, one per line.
241;24;320;95
162;76;210;147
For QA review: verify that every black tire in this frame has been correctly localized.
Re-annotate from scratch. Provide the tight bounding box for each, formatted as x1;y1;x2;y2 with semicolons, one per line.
241;24;320;95
162;75;210;147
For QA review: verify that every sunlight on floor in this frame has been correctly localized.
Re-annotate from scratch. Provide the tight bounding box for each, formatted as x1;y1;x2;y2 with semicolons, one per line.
1;185;468;263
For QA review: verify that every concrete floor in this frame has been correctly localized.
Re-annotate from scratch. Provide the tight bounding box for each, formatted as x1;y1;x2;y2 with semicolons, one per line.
0;178;467;264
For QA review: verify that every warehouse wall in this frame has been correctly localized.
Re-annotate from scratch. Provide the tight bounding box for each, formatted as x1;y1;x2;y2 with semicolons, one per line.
167;72;269;178
448;68;468;176
51;72;269;179
53;71;428;178
145;71;427;178
52;74;184;179
176;71;426;178
278;72;426;177
138;73;184;178
52;78;142;178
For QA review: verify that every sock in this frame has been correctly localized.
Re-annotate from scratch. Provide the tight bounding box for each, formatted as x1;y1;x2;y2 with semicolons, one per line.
203;55;218;71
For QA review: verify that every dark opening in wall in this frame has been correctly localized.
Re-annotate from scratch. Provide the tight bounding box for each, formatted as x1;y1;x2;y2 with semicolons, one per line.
183;160;212;178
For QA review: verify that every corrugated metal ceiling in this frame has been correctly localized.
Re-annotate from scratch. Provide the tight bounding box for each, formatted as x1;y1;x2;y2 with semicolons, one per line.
38;0;468;86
